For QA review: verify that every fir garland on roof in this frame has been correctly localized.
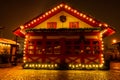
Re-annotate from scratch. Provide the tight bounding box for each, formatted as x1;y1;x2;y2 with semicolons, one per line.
26;28;102;33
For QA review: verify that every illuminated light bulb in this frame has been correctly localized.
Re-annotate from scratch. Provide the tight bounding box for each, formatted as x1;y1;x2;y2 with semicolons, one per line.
60;4;63;7
93;64;95;67
48;11;51;14
65;5;68;9
79;64;81;66
20;26;24;29
55;64;57;67
43;15;46;17
82;65;85;68
71;9;74;12
101;58;104;60
23;60;26;63
51;9;54;12
101;54;103;57
35;64;38;67
86;65;88;68
74;10;77;13
23;57;26;60
77;12;79;15
96;65;99;68
23;51;26;54
45;12;49;16
32;64;34;67
28;24;31;26
68;7;71;10
99;64;103;67
34;20;36;23
25;25;28;28
29;64;32;67
86;17;89;20
89;65;92;68
31;21;34;24
83;15;86;18
102;48;104;50
89;18;93;21
25;64;28;67
37;18;40;21
57;6;60;9
102;61;105;63
72;65;75;68
69;64;72;67
101;44;104;47
38;64;41;67
76;65;79;67
48;64;50;67
80;13;83;16
51;64;54;68
92;20;95;23
44;64;47;68
40;17;42;19
99;23;102;27
25;35;29;38
104;24;108;27
54;7;57;11
42;64;44;68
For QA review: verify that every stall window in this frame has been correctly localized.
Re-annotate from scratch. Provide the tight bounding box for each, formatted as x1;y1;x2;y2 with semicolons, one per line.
69;22;79;28
93;41;100;54
46;41;53;54
36;41;43;54
27;41;35;54
47;22;57;29
54;41;61;54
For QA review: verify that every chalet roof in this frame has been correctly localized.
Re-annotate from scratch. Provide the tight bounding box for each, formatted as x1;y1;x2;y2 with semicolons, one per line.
13;3;115;37
0;38;16;45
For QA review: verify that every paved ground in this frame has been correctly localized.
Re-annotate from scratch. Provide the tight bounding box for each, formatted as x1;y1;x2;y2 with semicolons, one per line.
0;65;120;80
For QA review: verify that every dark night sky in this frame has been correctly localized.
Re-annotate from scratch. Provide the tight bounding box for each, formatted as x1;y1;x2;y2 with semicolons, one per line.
0;0;120;45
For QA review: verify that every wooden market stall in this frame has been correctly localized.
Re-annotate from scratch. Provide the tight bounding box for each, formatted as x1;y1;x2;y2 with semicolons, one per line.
0;38;18;64
13;3;115;69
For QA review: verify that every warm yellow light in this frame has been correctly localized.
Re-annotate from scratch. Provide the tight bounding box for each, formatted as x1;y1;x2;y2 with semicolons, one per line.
80;13;83;16
82;65;85;67
104;23;108;27
79;64;81;66
45;12;49;16
96;65;99;68
57;6;60;9
65;5;68;9
112;39;117;44
75;65;78;67
60;4;63;7
89;65;92;68
55;64;57;67
28;23;31;26
89;18;93;21
83;15;86;18
23;60;26;63
20;26;24;29
74;10;77;13
69;64;72;67
43;15;45;17
86;65;88;68
48;11;52;14
68;7;71;10
99;23;102;27
34;20;36;23
31;21;34;24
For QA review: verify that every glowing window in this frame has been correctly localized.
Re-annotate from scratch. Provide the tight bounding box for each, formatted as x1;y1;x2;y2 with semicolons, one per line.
47;22;57;29
69;22;79;28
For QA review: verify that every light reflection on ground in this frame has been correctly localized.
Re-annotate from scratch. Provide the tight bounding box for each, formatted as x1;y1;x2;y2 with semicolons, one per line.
0;66;120;80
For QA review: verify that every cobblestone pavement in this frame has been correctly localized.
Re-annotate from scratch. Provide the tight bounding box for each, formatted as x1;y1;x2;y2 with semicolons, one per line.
0;66;120;80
